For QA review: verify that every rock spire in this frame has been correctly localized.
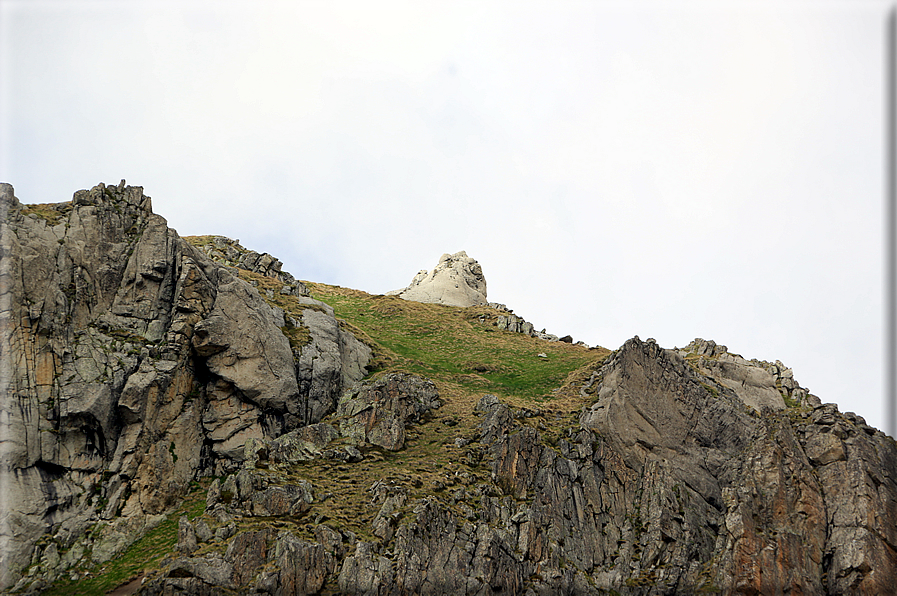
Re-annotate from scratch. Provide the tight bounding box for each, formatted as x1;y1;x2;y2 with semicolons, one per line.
387;251;487;307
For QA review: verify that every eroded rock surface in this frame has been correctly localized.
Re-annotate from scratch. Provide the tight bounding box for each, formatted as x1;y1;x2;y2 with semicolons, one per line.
337;373;442;450
677;338;818;412
137;338;897;595
0;182;369;592
185;235;309;296
388;251;487;307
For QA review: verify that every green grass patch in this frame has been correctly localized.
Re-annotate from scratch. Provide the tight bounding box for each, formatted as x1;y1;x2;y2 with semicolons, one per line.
187;244;608;404
700;382;720;399
305;282;608;403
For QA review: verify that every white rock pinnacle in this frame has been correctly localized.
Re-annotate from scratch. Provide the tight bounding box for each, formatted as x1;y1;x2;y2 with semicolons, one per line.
387;251;487;307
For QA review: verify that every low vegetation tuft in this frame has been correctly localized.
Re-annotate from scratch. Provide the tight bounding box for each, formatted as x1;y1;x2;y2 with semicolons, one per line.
21;202;73;226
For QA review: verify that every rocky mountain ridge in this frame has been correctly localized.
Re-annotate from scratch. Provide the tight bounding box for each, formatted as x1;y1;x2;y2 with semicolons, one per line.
2;182;896;595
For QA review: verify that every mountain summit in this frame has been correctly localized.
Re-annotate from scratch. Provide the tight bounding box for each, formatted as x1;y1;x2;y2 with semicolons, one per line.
387;250;487;307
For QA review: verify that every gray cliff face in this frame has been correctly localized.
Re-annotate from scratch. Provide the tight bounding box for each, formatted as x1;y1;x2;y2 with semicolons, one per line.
139;337;897;596
0;182;369;591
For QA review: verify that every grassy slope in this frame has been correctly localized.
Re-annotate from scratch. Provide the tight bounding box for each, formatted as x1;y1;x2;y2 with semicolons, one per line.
41;251;610;594
304;280;608;403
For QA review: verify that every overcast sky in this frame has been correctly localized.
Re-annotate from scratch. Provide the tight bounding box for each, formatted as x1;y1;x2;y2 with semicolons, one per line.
1;1;891;432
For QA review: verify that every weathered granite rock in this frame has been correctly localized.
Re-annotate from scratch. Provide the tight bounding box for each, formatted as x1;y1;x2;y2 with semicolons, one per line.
189;237;372;427
337;541;394;595
678;338;817;412
268;422;341;464
492;310;570;343
388;251;487;307
272;532;334;596
145;527;338;596
211;469;314;518
0;182;370;591
294;300;372;425
177;516;199;555
496;313;535;336
336;373;442;450
369;481;408;542
187;235;309;296
193;270;298;408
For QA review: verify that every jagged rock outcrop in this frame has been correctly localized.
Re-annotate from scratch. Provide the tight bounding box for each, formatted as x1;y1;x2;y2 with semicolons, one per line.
677;338;820;412
496;312;535;336
388;251;487;307
186;237;372;426
487;307;578;344
336;373;442;450
141;526;341;596
494;312;569;342
134;337;897;595
233;373;443;472
0;182;370;592
186;235;309;296
144;372;444;595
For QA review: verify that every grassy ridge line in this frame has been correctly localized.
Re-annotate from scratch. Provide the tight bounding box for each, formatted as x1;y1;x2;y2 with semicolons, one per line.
304;281;609;403
182;234;607;402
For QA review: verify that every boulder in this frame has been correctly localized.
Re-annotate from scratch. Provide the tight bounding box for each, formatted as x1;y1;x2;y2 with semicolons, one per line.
388;251;487;307
337;373;441;450
193;269;300;414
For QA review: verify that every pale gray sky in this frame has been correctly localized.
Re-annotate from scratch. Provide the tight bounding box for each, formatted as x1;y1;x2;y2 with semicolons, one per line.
1;1;891;431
